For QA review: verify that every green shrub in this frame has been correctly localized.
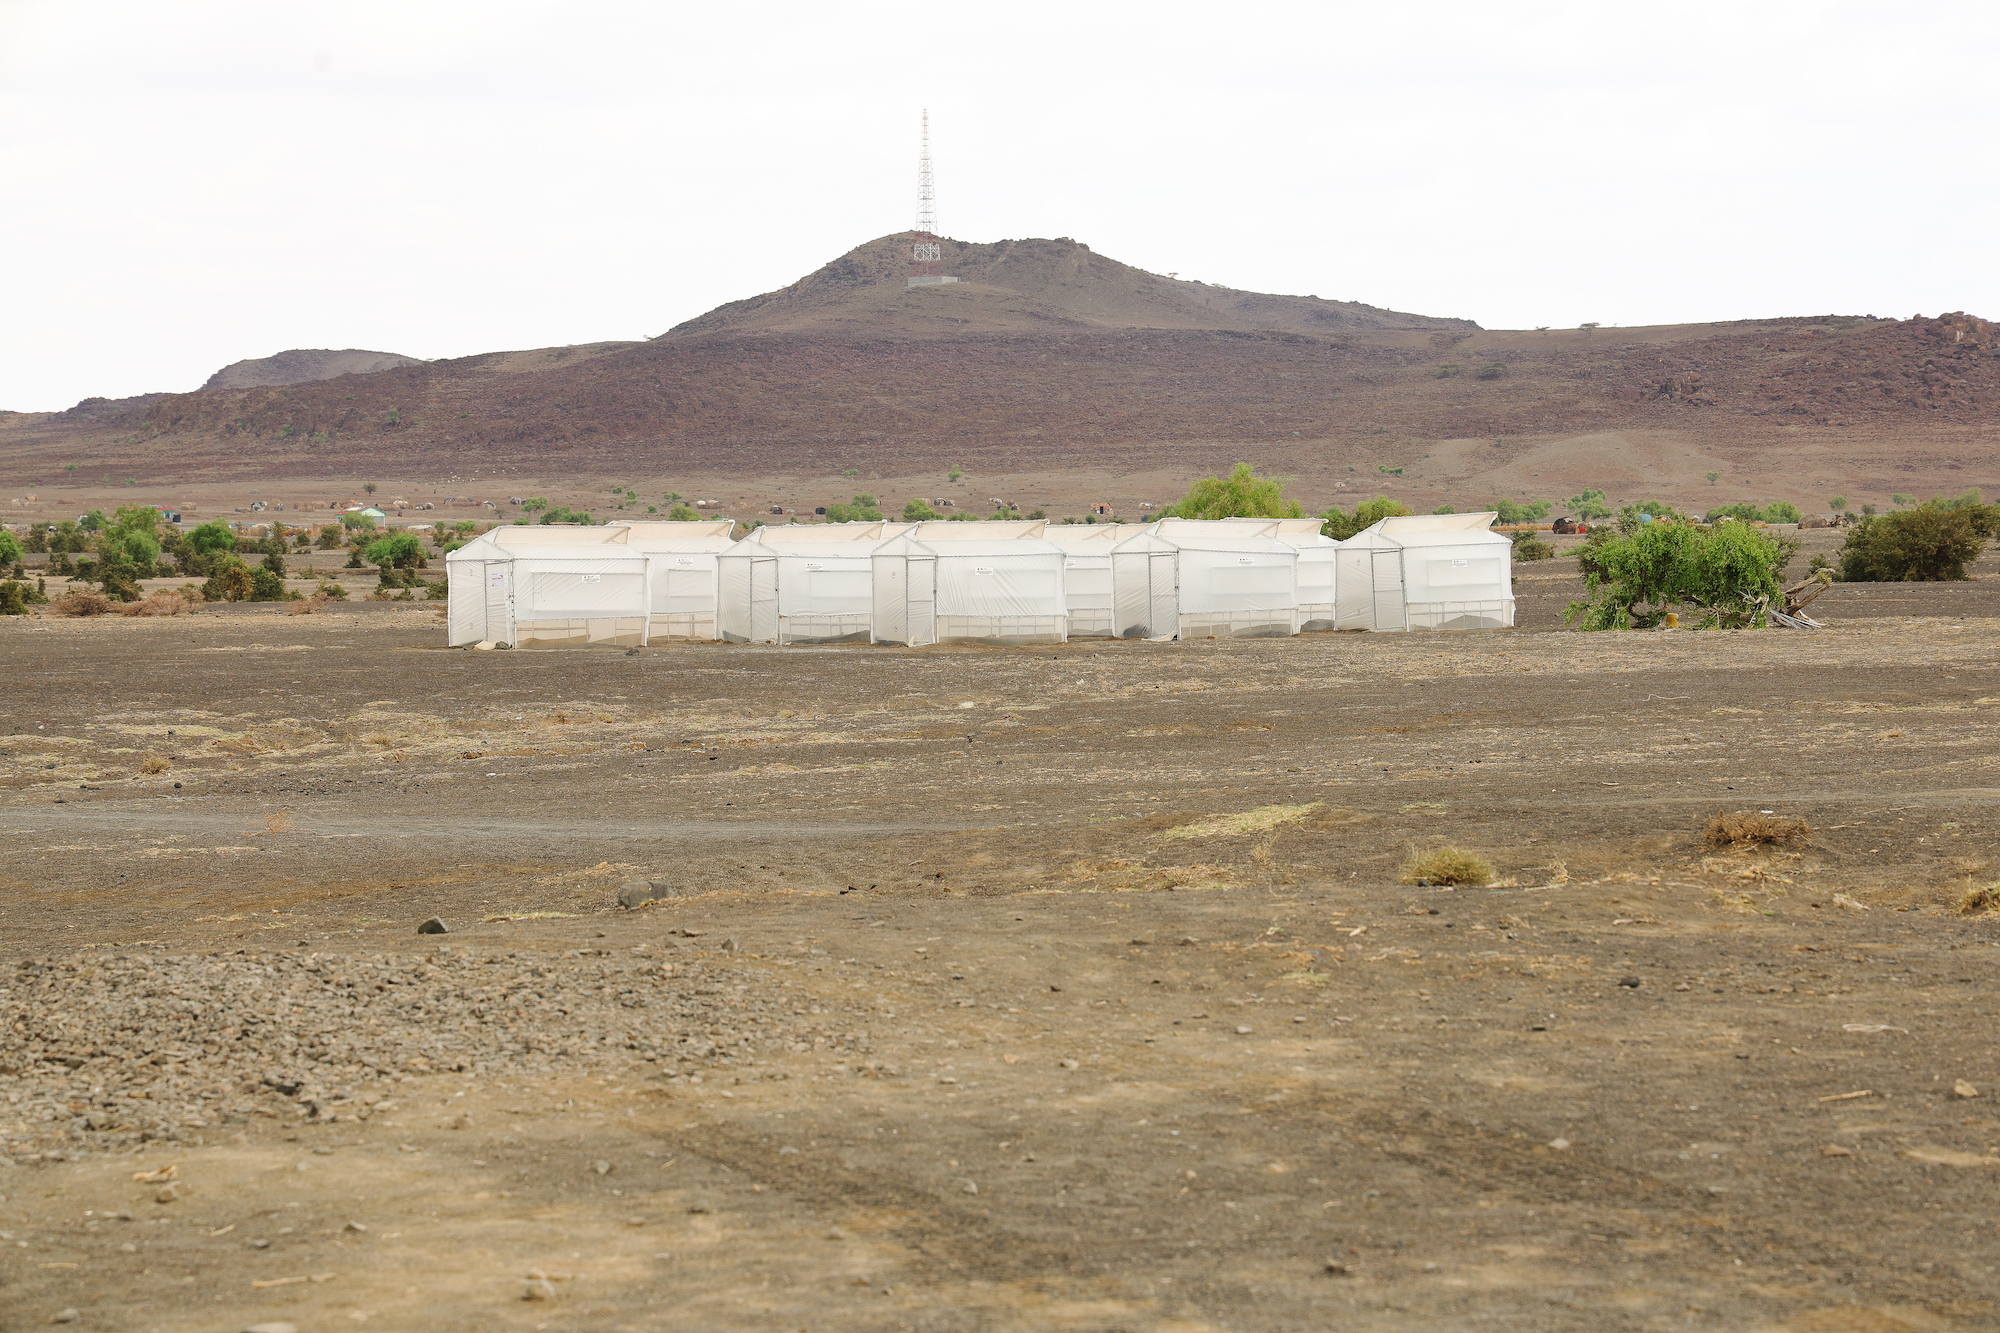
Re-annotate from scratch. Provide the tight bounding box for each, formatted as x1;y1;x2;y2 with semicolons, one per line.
204;558;254;603
666;503;699;522
249;569;287;601
1490;498;1550;524
1163;462;1302;521
1763;501;1802;524
1320;495;1410;541
1511;530;1555;561
1837;503;1994;582
0;581;27;616
1565;488;1613;520
902;499;940;522
1435;363;1461;379
1565;519;1788;630
1474;362;1507;380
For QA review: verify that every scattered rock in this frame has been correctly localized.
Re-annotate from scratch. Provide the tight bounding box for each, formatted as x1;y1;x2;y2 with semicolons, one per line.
1323;1261;1351;1276
617;881;676;910
959;1178;979;1194
1821;1144;1854;1157
1954;1080;1981;1099
720;937;739;953
417;917;450;935
825;1227;847;1240
1235;1026;1253;1036
154;1183;181;1204
243;1325;298;1333
1548;1138;1570;1151
51;1311;79;1325
522;1278;556;1301
593;1160;612;1175
1058;1058;1080;1070
345;1220;368;1232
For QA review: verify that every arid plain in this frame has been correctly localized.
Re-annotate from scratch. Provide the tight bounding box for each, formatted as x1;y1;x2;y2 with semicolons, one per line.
5;537;2000;1333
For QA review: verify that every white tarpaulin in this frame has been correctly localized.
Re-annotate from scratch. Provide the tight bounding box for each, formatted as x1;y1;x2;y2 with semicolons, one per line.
610;520;738;641
721;522;887;644
1043;522;1149;637
876;522;1068;645
1147;518;1299;638
1334;512;1513;631
447;521;733;647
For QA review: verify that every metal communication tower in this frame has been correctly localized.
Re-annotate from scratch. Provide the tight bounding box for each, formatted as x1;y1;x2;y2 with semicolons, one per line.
908;109;953;287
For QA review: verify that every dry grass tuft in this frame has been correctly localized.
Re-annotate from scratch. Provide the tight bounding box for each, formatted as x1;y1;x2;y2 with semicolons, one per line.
265;810;295;834
1957;884;2000;917
1703;809;1810;849
1162;802;1322;840
48;589;115;617
1401;845;1494;887
121;588;199;617
139;754;171;775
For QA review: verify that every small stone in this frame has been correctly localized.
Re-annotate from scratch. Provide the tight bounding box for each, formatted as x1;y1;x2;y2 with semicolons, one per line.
1323;1261;1351;1276
417;917;450;935
120;1241;137;1253
825;1227;847;1240
1821;1144;1853;1157
51;1310;79;1324
1178;936;1197;946
345;1220;368;1232
522;1278;556;1301
1954;1080;1980;1099
450;1113;473;1130
1235;1025;1254;1036
593;1160;612;1175
960;1178;978;1195
720;936;739;953
155;1183;181;1203
1548;1138;1570;1151
617;881;676;911
251;1238;271;1249
243;1325;298;1333
1058;1058;1079;1070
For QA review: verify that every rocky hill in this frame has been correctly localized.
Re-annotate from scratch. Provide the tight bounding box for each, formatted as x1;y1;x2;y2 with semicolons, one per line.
201;348;425;392
668;234;1476;339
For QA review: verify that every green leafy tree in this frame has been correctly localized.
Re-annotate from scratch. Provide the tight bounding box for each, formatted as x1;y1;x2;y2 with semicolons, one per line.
204;556;254;602
315;524;344;550
0;580;27;615
1616;500;1681;534
1565;488;1613;520
1829;496;1848;512
0;530;22;566
260;551;288;578
1763;501;1802;524
1705;502;1763;523
665;504;699;522
1319;495;1411;541
825;495;884;523
1511;530;1556;561
1565;520;1788;629
363;532;426;572
78;510;107;533
1489;498;1550;524
25;523;49;553
902;499;940;522
521;497;549;512
363;482;378;495
1892;493;1914;507
1432;505;1457;515
340;511;378;532
1705;471;1721;484
249;569;288;601
1164;463;1302;521
1837;502;1995;582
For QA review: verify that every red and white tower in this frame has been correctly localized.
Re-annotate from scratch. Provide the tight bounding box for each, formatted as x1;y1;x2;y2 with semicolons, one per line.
908;110;955;288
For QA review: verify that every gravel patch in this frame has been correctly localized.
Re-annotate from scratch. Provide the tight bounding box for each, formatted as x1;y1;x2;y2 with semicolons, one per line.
1;948;855;1159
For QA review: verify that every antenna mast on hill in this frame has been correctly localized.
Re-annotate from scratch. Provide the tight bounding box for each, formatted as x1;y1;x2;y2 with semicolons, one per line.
909;110;954;288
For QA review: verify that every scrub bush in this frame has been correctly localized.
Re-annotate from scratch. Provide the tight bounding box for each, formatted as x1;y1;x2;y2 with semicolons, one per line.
1401;846;1493;887
1565;519;1788;629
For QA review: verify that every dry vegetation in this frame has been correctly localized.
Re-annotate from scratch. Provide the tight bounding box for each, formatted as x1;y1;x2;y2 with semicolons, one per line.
1703;808;1812;848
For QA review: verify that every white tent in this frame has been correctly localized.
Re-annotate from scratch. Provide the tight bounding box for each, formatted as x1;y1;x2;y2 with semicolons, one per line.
1157;518;1300;639
872;521;1068;645
446;529;650;648
1334;512;1513;631
718;522;886;645
608;520;738;641
446;521;739;648
1042;522;1150;637
1217;517;1339;631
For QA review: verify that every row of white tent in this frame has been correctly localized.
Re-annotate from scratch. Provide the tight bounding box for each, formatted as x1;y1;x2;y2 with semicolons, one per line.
444;515;1514;649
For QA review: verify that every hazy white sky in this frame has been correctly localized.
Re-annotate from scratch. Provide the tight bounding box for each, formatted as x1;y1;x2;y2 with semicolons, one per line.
3;1;1995;408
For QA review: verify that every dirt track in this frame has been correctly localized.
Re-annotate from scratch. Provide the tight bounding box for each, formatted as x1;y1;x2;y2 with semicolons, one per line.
4;583;2000;1332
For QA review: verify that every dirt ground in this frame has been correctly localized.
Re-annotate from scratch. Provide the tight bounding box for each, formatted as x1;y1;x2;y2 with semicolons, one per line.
4;559;2000;1332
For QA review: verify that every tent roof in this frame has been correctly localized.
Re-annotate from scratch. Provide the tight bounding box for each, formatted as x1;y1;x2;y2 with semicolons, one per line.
1377;512;1498;534
606;520;738;553
1151;518;1296;554
905;519;1048;540
482;525;625;547
751;522;887;543
877;531;1062;559
1042;522;1152;547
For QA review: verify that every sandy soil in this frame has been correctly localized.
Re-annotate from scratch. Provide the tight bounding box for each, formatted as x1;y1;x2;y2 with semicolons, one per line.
3;572;2000;1332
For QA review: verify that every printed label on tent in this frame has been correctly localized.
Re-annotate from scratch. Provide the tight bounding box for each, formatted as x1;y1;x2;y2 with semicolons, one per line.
805;562;824;570
489;572;506;587
1453;559;1468;567
676;558;695;566
1238;557;1255;565
973;566;996;576
580;574;601;584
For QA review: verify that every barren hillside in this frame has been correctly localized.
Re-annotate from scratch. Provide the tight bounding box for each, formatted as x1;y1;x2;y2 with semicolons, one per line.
0;237;1993;511
201;348;425;391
